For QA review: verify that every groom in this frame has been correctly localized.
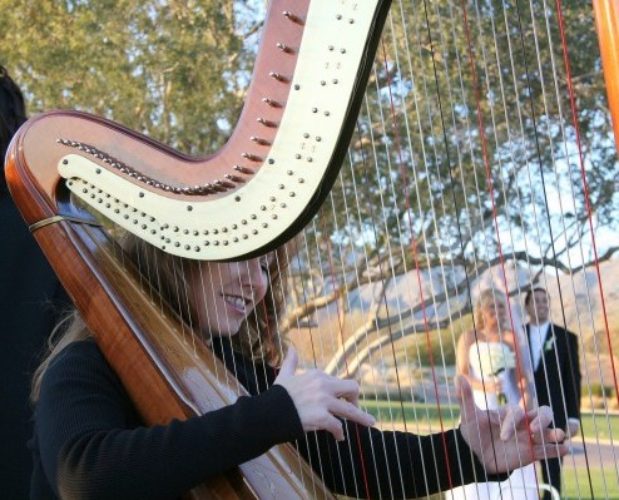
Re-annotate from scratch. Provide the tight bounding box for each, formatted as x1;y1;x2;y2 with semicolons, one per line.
524;287;581;500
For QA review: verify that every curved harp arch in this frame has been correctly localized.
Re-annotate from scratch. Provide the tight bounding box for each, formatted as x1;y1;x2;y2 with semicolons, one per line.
11;0;391;261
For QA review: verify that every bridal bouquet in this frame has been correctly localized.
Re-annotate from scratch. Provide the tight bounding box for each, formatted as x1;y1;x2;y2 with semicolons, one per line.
469;342;516;405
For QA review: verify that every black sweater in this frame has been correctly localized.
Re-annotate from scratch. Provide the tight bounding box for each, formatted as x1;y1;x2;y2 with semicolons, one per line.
30;339;492;499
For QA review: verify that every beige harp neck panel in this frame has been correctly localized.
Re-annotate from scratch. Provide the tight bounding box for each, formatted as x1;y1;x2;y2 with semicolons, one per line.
6;0;619;499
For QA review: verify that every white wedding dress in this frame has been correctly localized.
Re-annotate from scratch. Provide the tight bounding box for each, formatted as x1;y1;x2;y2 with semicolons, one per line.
445;341;538;500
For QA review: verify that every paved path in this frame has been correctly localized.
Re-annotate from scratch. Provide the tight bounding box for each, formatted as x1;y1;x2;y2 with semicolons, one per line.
562;440;619;499
567;439;619;470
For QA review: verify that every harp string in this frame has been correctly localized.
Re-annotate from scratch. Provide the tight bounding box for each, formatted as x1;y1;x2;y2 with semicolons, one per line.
316;187;373;495
431;0;522;485
306;0;615;496
504;0;574;482
555;0;619;403
464;1;592;492
519;1;618;491
325;200;377;495
464;9;592;494
388;2;495;491
515;0;591;461
519;0;596;478
275;240;333;494
381;18;461;494
458;1;534;451
299;226;360;496
329;148;394;496
423;4;512;486
416;0;508;486
354;91;420;495
331;166;395;495
351;119;411;496
464;5;543;491
432;2;499;468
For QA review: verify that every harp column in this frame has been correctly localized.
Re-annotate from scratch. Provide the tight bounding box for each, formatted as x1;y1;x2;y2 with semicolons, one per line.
592;0;619;152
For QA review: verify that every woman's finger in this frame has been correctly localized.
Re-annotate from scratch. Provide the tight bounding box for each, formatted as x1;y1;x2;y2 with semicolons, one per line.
277;347;298;378
328;398;375;427
322;414;345;441
533;427;565;445
455;376;477;425
500;405;525;441
328;378;361;405
529;405;553;434
531;442;568;461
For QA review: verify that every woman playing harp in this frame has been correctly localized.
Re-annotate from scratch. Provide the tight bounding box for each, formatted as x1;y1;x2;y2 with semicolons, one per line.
27;232;567;499
4;0;589;498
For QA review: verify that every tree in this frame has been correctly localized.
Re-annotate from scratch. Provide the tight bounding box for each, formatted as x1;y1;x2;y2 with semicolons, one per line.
285;0;618;374
0;0;262;153
2;0;616;375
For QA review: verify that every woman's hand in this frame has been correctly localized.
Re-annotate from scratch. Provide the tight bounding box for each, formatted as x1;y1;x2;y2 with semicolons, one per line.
274;347;375;441
518;377;535;411
456;375;567;474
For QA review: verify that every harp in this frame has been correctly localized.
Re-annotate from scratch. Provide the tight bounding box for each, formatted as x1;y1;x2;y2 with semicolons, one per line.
4;0;619;499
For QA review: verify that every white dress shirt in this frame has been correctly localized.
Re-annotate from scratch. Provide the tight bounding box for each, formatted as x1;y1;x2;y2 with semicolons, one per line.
529;321;550;370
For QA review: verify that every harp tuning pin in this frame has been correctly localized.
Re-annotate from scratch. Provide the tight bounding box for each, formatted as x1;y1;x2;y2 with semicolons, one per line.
282;11;304;25
276;42;294;54
225;174;246;183
242;152;262;162
234;165;255;175
216;179;236;189
269;71;288;83
209;182;225;193
200;183;214;194
257;117;277;128
250;136;271;146
262;97;282;108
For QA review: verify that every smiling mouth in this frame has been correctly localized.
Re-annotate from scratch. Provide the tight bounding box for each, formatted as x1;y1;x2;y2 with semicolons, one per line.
222;294;252;313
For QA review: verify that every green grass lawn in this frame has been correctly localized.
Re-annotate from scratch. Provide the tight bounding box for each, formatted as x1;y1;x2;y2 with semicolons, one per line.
580;412;619;442
361;400;619;498
563;467;619;499
361;399;619;441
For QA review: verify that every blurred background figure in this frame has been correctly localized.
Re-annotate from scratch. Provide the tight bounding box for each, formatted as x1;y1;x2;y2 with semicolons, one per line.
524;286;581;500
446;288;535;500
1;64;69;498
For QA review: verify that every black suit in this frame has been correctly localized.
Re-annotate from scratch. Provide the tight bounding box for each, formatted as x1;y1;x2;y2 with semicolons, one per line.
526;322;581;498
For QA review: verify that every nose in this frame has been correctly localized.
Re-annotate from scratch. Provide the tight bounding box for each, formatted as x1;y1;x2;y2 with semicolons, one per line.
242;258;268;301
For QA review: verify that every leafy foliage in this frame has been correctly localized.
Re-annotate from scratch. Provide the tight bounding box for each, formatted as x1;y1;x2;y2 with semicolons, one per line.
0;0;262;153
2;1;616;368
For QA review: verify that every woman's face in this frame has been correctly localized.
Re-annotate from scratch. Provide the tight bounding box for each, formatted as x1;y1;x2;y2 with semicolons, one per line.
188;256;270;337
480;296;508;333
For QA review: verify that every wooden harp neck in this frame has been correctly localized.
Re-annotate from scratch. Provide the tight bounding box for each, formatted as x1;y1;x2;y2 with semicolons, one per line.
9;0;392;261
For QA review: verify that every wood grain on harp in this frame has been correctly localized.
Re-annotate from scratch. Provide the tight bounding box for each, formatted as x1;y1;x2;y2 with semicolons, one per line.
57;0;384;260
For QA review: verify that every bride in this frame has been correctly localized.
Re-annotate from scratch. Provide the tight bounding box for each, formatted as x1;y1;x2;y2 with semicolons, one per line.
446;289;537;500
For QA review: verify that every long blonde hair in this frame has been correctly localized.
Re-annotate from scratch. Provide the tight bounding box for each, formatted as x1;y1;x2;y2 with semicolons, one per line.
473;288;508;332
31;234;290;402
